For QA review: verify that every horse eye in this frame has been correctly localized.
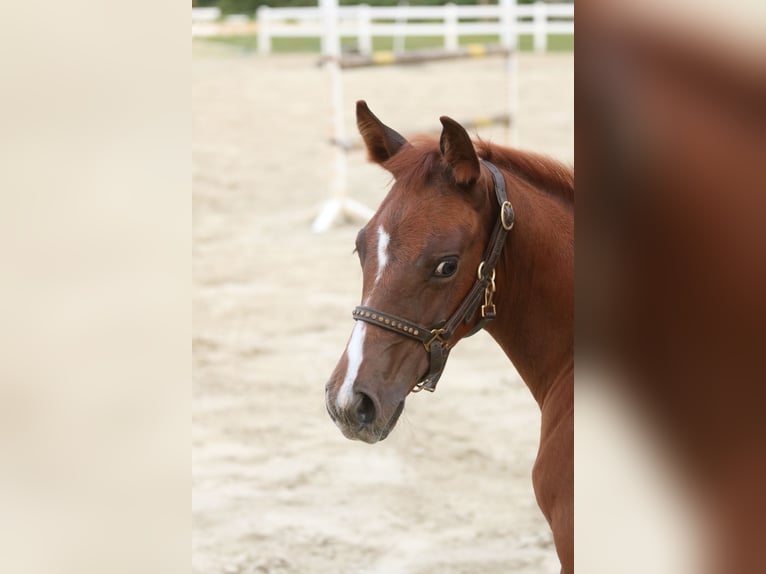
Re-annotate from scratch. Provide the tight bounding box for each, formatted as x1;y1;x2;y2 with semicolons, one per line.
434;258;459;278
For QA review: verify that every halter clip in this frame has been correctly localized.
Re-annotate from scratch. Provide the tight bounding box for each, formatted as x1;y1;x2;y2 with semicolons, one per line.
480;265;497;319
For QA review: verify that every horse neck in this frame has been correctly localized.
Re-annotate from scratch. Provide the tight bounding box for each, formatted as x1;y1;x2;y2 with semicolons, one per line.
484;176;574;408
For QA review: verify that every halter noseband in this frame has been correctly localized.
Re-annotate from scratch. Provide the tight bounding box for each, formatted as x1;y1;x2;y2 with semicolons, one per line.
351;160;515;393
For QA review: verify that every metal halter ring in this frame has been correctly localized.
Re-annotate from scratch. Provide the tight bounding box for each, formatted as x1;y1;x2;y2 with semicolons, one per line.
411;380;435;393
477;261;496;283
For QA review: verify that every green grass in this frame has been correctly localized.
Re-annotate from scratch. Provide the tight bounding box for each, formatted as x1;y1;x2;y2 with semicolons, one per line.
199;33;573;53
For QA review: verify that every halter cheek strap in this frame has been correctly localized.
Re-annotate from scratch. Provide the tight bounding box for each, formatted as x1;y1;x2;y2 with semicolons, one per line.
352;160;515;392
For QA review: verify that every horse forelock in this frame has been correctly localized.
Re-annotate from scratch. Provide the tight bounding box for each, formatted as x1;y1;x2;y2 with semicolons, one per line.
382;136;443;187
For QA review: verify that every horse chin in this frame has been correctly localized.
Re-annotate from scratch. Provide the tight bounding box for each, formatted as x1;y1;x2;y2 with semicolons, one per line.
380;399;405;440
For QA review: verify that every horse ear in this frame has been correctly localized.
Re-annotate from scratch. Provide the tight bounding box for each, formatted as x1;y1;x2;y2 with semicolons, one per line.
356;100;408;164
439;116;480;187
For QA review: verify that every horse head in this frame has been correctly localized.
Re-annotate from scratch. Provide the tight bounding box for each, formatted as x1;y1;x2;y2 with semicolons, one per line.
324;101;504;443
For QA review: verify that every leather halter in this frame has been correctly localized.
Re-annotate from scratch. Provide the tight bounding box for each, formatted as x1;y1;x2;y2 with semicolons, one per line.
351;160;515;393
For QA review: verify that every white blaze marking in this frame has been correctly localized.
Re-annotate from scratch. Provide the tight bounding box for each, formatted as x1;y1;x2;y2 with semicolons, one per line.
336;226;389;410
336;322;366;409
375;226;390;285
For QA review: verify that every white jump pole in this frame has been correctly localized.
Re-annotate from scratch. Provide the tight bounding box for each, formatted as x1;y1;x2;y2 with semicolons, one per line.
312;0;374;233
501;0;519;147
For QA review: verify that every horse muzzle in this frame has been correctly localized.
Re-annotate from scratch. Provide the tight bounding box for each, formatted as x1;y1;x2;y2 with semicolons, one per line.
325;383;405;443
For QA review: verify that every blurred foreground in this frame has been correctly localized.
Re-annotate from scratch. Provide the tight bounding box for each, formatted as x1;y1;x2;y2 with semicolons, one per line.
577;2;766;573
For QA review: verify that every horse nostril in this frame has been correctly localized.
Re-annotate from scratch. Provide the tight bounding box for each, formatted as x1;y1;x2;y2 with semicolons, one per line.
356;392;376;426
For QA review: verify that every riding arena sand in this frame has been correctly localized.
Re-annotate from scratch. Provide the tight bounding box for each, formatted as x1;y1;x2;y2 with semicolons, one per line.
193;42;573;574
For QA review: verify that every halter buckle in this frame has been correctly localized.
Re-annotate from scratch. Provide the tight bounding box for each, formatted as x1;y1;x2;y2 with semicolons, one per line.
501;200;515;231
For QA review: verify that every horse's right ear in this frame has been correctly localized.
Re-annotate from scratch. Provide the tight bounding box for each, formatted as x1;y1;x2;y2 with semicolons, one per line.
356;101;408;165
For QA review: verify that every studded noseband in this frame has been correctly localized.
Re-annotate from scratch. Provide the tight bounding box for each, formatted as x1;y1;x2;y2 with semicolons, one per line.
351;160;515;393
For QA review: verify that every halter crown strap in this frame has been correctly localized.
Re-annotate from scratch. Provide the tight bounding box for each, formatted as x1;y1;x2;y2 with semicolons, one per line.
352;159;514;392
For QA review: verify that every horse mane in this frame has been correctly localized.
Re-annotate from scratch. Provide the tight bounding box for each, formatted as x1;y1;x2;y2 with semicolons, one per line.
475;140;574;206
382;136;574;206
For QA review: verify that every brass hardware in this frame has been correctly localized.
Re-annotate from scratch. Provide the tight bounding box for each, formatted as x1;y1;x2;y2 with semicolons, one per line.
500;200;515;230
412;379;436;393
424;328;446;351
481;268;497;318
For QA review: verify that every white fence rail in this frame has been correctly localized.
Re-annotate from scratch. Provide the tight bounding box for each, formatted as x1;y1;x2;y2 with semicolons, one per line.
192;7;256;37
192;7;221;37
257;1;574;55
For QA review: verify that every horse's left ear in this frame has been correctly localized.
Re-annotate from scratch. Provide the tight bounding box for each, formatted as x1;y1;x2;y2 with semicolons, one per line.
439;116;480;187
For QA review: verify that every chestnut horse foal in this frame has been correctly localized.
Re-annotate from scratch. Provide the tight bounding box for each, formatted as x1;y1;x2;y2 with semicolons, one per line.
325;102;573;572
